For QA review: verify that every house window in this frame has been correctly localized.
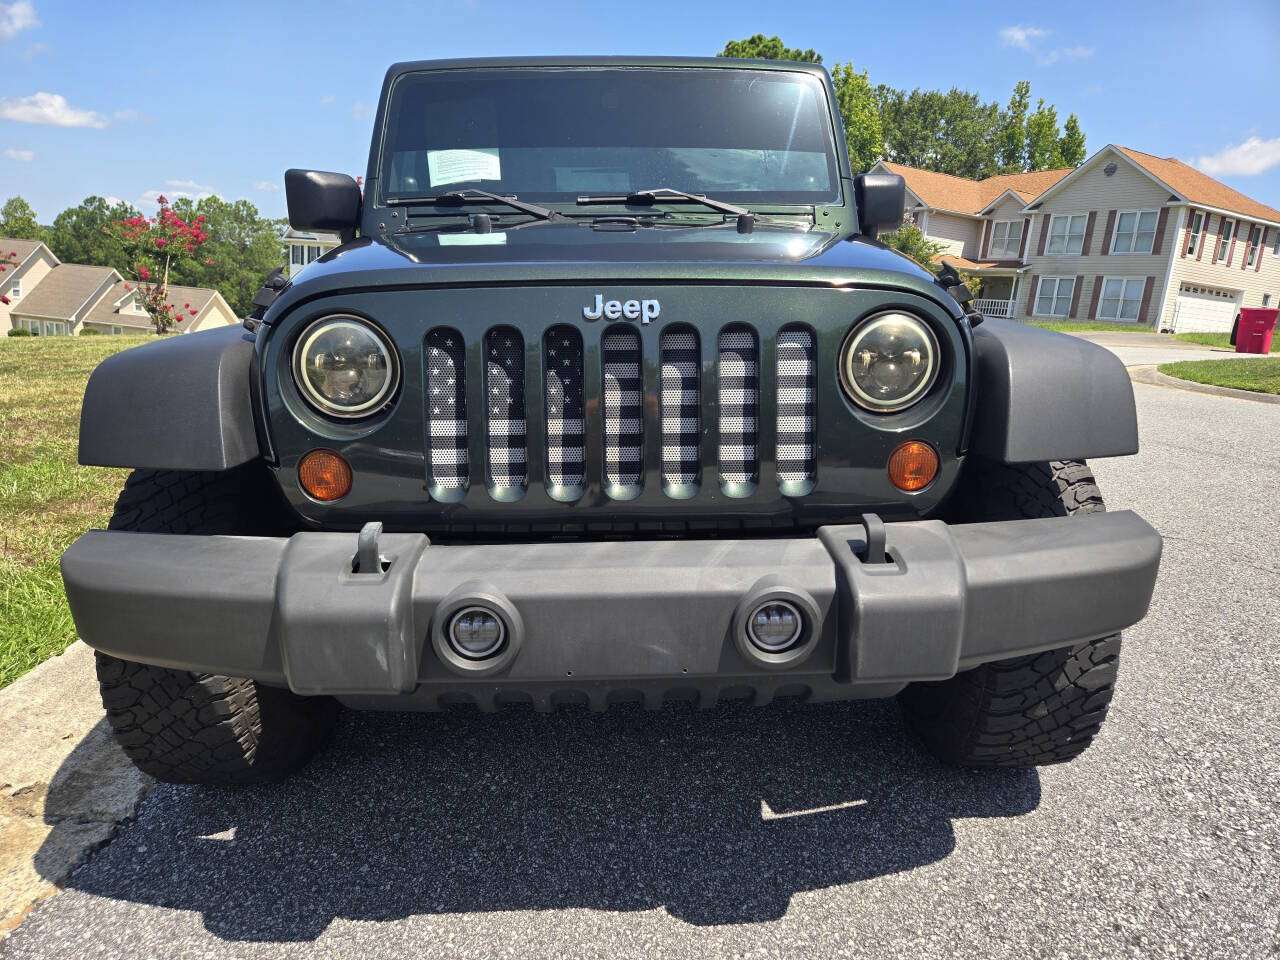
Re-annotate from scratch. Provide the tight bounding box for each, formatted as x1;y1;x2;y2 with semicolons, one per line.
307;245;322;263
1264;293;1273;307
291;244;305;266
111;325;123;335
1111;210;1159;254
1245;224;1263;268
1035;276;1076;317
1272;232;1280;255
8;278;19;300
1046;214;1087;255
1215;219;1235;263
1186;211;1205;257
1097;277;1146;321
990;220;1022;258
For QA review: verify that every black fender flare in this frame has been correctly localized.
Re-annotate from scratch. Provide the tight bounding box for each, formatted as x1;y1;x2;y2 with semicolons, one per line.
78;325;262;471
968;316;1139;463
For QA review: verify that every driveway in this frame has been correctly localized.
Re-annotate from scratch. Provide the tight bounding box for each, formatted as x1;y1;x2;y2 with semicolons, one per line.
3;383;1278;960
1075;331;1266;367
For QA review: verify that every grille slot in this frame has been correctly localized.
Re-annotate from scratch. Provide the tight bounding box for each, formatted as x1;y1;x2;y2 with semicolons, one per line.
485;327;526;489
660;326;700;486
776;326;817;485
543;325;585;488
425;328;468;491
718;325;759;486
602;327;643;488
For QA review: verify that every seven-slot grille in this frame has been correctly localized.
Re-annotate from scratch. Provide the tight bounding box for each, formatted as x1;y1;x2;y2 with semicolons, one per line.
423;323;817;499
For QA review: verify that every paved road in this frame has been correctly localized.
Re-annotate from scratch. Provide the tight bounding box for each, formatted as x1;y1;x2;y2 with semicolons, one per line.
4;382;1279;959
1076;331;1269;367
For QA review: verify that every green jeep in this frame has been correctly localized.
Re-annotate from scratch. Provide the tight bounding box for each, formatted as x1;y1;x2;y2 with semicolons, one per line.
61;58;1161;785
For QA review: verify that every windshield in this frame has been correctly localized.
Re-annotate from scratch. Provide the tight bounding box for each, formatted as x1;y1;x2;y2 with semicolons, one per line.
379;67;841;206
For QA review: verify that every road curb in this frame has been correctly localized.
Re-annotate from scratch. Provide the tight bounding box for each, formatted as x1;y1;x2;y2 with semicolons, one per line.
0;642;152;938
1128;364;1280;405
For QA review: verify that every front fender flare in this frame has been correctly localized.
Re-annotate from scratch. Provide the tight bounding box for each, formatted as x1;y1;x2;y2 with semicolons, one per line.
78;325;261;471
969;317;1139;463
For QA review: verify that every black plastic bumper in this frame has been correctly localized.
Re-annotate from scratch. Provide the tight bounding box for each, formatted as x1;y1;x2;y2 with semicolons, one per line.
60;512;1161;709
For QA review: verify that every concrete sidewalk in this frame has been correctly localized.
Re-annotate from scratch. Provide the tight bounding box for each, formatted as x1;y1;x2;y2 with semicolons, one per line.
1073;331;1269;367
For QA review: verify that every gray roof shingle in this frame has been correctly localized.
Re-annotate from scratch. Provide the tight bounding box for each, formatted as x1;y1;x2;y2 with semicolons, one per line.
10;264;118;320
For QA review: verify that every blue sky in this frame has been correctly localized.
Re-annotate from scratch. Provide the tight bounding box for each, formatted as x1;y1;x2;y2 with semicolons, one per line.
3;0;1279;221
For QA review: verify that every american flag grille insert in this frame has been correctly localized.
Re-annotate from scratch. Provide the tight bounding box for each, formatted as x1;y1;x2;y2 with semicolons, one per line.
425;328;468;490
543;325;585;488
718;325;759;485
660;326;700;486
602;327;643;487
776;326;817;484
485;327;526;488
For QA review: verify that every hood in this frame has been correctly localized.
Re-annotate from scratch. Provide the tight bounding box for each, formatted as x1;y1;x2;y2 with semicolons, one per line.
264;220;957;323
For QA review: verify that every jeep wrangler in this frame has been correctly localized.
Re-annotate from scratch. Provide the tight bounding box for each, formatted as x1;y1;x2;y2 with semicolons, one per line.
61;58;1161;785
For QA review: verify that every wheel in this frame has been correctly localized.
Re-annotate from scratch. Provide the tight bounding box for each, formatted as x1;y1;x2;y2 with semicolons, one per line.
899;459;1121;767
95;466;337;785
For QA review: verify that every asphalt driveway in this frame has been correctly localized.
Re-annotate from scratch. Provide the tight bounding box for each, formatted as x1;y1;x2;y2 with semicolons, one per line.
3;380;1278;960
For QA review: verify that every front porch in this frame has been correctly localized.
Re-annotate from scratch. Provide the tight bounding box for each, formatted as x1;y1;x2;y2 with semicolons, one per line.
938;255;1026;320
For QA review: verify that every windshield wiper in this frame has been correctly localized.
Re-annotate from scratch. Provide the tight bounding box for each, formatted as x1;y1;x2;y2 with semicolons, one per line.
577;187;756;219
388;189;563;221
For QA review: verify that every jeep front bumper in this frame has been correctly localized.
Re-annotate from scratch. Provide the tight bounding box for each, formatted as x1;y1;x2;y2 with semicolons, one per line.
60;512;1161;709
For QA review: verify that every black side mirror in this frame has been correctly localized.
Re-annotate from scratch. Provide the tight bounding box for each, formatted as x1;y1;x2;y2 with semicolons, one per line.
853;173;906;239
285;169;362;243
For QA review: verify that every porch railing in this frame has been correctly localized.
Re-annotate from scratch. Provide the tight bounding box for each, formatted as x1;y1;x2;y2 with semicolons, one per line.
973;298;1015;318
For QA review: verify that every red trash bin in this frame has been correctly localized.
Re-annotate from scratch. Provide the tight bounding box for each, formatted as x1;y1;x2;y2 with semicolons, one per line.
1235;307;1278;354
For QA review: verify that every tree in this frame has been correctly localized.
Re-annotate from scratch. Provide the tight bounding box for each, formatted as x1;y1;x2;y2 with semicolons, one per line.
0;197;40;240
996;81;1030;173
880;222;945;272
830;63;882;174
165;195;285;317
875;87;999;180
1025;99;1064;171
45;196;139;271
105;195;212;334
0;249;18;305
717;35;821;62
1058;113;1087;167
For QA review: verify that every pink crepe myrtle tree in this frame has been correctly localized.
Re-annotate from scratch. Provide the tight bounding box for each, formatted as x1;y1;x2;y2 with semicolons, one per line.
0;249;17;306
104;195;213;333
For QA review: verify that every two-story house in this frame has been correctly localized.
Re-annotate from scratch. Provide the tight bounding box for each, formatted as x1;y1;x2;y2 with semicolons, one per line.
283;227;342;279
875;145;1280;331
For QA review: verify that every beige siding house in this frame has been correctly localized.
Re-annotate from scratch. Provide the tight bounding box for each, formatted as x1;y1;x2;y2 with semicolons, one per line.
8;264;122;336
0;238;60;332
80;281;239;335
284;227;341;279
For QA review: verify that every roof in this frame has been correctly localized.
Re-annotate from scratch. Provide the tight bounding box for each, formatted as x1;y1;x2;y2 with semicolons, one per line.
878;161;1074;216
1113;146;1280;225
386;56;830;79
0;237;51;269
82;281;223;331
939;254;1026;273
162;285;221;332
10;264;117;320
283;228;343;244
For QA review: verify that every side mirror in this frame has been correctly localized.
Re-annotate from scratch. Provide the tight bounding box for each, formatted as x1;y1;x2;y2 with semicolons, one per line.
285;169;362;243
853;173;906;239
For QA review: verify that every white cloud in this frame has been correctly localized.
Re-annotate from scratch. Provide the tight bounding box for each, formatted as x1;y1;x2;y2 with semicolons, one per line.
1038;45;1094;65
252;179;280;192
103;196;123;207
1196;136;1280;177
0;91;107;128
351;101;373;120
142;186;217;206
0;1;38;40
165;178;217;193
3;147;34;162
320;94;336;106
20;40;45;62
1000;25;1048;51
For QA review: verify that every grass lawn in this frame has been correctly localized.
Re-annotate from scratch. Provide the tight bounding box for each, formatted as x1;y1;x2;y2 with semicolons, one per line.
1173;331;1280;353
0;335;155;687
1158;357;1280;395
1025;320;1157;334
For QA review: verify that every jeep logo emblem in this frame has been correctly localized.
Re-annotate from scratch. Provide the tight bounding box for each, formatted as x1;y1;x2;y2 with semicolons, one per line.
582;294;660;325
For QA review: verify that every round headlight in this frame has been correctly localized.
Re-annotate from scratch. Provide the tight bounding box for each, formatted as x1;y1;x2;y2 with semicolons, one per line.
839;313;940;413
292;316;399;418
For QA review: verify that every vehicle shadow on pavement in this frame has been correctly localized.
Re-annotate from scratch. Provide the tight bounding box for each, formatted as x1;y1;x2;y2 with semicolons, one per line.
44;699;1039;941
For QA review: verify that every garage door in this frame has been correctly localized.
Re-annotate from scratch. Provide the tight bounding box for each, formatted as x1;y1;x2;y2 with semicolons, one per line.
1172;285;1240;333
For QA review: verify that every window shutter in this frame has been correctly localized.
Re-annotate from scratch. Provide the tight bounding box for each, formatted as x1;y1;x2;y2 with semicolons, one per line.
1087;275;1104;319
1099;210;1117;256
980;220;992;259
1137;276;1156;325
1081;211;1097;256
1068;275;1083;318
1152;208;1170;255
1201;214;1219;262
1018;217;1031;259
1258;228;1270;272
1036;216;1050;256
1025;275;1039;315
1241;223;1255;271
1181;210;1195;258
1226;222;1238;265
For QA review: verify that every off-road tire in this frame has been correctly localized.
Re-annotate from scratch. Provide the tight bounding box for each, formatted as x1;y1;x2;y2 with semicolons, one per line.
95;466;337;785
900;459;1121;767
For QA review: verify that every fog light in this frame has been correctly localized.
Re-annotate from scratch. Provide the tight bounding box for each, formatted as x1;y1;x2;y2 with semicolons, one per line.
747;601;803;653
448;607;506;659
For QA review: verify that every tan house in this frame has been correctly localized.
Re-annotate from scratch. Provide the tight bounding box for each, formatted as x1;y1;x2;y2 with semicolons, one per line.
875;146;1280;331
81;281;239;335
0;238;60;331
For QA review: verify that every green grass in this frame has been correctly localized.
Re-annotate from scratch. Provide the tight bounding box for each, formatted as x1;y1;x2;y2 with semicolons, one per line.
1157;357;1280;395
0;335;155;687
1024;320;1157;334
1173;331;1280;353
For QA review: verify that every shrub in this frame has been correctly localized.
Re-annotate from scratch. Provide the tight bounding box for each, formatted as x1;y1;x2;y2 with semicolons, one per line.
80;328;100;336
7;328;31;337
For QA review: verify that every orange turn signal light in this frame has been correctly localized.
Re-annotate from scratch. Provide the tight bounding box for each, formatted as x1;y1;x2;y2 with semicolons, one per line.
298;449;352;502
888;441;938;493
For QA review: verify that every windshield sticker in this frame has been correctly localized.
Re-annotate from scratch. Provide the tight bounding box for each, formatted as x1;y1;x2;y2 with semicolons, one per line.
437;232;508;246
427;148;501;187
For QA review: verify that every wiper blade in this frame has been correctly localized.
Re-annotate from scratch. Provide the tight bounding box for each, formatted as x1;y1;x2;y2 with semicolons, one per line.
388;189;563;221
577;187;755;219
